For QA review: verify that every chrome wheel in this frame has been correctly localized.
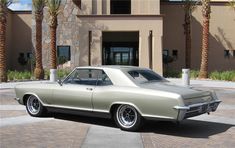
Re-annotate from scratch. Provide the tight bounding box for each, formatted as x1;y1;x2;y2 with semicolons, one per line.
116;105;138;128
26;96;41;115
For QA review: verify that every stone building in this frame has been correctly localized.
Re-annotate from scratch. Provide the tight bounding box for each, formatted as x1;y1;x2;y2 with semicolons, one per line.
35;0;163;74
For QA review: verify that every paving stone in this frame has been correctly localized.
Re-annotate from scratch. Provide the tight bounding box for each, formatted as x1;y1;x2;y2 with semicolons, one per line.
0;120;90;148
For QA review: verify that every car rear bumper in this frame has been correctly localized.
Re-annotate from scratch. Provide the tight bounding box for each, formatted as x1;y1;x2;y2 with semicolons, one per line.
174;100;221;121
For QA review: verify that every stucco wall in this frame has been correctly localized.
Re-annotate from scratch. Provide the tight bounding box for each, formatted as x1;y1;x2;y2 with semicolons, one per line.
161;2;235;72
6;10;12;70
82;0;160;15
78;16;163;74
6;11;32;71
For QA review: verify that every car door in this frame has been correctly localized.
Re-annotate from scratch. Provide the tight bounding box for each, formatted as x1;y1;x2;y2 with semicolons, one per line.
52;69;99;111
92;70;114;112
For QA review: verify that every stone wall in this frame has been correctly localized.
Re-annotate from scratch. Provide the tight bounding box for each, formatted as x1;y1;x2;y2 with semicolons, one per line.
32;0;80;70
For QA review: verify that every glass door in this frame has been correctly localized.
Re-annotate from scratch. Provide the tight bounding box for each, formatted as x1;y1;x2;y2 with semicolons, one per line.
103;42;139;66
113;52;130;65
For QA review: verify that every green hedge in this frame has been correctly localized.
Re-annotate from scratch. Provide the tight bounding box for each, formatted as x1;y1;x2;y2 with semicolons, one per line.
164;70;235;82
7;71;32;81
7;69;71;81
6;69;235;82
209;71;235;81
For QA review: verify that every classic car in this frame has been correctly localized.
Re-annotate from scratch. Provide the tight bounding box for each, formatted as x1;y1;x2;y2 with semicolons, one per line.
15;66;221;131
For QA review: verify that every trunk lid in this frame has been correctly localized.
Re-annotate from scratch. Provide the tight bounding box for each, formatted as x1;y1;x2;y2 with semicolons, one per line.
139;82;212;104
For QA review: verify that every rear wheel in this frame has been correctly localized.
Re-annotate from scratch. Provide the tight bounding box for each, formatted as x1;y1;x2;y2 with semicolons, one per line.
26;95;46;117
114;104;142;131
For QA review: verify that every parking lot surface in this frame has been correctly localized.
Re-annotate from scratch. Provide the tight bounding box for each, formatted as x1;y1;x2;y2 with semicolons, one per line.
0;81;235;148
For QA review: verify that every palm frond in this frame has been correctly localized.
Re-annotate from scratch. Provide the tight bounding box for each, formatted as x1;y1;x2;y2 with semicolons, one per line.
32;0;46;12
227;0;235;10
182;0;199;14
0;0;13;7
47;0;61;16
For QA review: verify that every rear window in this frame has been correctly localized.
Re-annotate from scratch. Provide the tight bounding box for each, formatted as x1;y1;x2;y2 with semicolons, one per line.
128;70;165;84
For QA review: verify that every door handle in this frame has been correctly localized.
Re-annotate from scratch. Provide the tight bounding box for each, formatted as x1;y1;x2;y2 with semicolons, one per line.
86;88;93;91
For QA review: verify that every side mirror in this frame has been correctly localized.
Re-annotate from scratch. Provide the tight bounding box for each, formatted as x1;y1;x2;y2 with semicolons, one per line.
57;79;63;86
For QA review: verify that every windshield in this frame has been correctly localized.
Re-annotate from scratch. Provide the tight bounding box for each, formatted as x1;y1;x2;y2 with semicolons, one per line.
128;69;166;84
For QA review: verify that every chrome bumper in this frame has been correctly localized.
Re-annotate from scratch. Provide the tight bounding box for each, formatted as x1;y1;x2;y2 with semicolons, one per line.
174;100;221;121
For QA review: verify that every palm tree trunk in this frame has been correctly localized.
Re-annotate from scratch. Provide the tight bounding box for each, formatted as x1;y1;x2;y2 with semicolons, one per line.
199;18;209;78
34;13;44;79
199;0;210;78
0;12;7;82
50;18;57;69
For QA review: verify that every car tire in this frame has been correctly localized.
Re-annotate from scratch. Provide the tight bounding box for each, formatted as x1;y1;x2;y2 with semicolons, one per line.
26;95;46;117
114;104;143;131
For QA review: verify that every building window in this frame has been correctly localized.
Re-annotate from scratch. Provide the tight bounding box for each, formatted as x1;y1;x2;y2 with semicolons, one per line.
73;0;81;9
111;0;131;14
224;50;235;58
57;46;71;65
163;49;169;56
172;50;178;58
224;50;229;57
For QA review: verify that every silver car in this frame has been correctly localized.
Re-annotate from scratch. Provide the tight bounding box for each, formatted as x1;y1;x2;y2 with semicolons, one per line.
15;66;221;131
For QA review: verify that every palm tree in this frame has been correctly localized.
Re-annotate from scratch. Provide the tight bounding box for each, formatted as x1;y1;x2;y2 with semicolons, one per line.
33;0;46;79
227;0;235;10
183;0;197;69
0;0;12;82
47;0;61;70
199;0;211;78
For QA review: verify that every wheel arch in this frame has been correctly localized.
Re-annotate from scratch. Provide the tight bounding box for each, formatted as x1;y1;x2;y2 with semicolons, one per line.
109;102;143;117
23;93;44;105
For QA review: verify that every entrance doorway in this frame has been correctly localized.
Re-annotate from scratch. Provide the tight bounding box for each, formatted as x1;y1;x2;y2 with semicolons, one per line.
102;32;139;66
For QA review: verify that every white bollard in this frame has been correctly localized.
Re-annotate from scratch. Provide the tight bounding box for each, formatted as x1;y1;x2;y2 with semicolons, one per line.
182;69;190;86
50;69;57;82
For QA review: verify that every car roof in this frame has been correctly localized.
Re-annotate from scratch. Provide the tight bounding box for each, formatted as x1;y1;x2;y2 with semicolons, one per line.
75;65;144;71
74;65;142;87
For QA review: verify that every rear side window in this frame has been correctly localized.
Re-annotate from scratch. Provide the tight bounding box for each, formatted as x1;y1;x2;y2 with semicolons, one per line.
128;70;165;84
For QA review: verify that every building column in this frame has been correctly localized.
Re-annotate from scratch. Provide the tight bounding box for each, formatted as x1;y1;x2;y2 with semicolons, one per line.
92;0;102;14
106;0;110;14
97;0;102;14
91;30;102;66
139;31;150;68
82;0;92;14
152;33;163;75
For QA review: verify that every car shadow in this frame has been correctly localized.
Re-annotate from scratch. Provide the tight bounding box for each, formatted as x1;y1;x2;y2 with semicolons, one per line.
52;113;117;128
140;120;234;138
52;113;234;138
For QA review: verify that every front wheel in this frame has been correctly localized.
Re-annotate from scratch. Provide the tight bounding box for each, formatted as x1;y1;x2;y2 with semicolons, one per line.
114;104;143;131
26;95;46;117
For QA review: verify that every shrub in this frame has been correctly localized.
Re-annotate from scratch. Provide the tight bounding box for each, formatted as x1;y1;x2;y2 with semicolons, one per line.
7;71;15;81
7;71;33;81
57;69;70;79
164;70;181;78
209;71;235;81
43;69;71;80
220;71;235;81
190;70;199;79
44;69;50;80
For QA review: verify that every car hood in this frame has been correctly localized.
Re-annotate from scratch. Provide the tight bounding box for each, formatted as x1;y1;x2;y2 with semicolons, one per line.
139;82;211;99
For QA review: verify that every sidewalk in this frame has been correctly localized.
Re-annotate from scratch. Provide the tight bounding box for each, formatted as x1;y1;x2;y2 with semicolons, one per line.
1;79;234;90
0;80;48;89
168;78;235;89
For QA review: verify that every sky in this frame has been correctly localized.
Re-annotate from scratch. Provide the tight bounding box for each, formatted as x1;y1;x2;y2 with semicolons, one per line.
8;0;32;11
